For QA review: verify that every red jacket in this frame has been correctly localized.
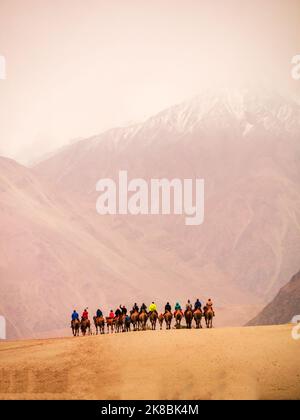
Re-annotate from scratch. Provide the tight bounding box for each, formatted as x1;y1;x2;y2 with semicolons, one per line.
82;310;88;319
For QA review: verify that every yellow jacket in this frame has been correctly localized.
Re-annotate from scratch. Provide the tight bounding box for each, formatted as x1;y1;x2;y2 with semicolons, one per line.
149;303;157;312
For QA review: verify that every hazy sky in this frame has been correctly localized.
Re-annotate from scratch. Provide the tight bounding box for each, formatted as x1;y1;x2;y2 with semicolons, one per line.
0;0;299;164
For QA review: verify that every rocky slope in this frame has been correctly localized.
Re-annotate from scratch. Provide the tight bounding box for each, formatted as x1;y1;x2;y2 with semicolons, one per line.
247;270;300;326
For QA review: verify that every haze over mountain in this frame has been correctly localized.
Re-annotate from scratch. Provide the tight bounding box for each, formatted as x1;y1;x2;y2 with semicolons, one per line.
1;157;220;338
35;87;300;297
1;87;300;338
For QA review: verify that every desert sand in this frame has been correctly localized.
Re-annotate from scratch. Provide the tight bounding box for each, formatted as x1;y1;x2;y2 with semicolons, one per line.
0;324;299;400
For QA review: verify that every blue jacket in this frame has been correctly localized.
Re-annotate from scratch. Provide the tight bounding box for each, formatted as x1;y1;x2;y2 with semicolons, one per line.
72;311;79;320
194;300;202;309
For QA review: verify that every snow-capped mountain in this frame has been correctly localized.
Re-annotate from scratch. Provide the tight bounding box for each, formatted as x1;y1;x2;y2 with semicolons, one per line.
35;87;300;298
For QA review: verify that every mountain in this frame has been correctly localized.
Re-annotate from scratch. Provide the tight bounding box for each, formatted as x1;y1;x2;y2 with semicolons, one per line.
247;270;300;326
35;87;300;298
0;156;251;339
0;157;196;338
1;87;300;338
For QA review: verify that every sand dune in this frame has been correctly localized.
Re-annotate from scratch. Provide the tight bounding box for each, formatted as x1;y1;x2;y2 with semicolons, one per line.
0;324;299;400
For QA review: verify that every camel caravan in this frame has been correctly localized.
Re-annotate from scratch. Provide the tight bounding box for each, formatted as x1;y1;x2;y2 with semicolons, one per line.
71;299;215;336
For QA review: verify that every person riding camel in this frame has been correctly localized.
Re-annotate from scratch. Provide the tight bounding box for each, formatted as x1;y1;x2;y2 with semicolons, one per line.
149;302;158;315
206;299;215;316
185;299;193;315
120;305;127;315
82;308;89;320
71;310;79;321
164;302;172;314
194;299;202;311
131;303;139;314
174;302;183;316
109;310;115;319
140;303;147;314
96;308;103;318
115;308;121;317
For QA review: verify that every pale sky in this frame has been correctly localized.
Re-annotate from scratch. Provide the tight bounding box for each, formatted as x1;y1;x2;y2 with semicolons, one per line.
0;0;299;164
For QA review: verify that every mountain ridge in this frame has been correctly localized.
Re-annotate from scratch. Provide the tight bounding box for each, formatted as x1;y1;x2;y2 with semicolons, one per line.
247;270;300;326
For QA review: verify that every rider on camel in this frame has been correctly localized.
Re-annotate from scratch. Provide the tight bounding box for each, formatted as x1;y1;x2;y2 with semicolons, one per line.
206;299;215;316
115;307;122;317
184;299;193;315
72;310;79;321
174;302;183;316
131;303;139;314
96;308;103;318
82;308;89;320
164;302;172;314
149;302;158;315
120;305;127;315
140;303;147;314
194;299;202;311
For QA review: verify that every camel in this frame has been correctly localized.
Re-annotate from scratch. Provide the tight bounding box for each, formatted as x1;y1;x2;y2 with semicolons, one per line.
139;310;148;331
164;311;172;330
149;311;158;330
185;309;193;329
158;314;164;330
115;314;125;333
131;311;140;331
204;307;214;328
93;316;105;335
71;319;80;336
193;308;202;329
174;310;183;329
106;317;114;334
80;318;91;336
124;316;131;332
